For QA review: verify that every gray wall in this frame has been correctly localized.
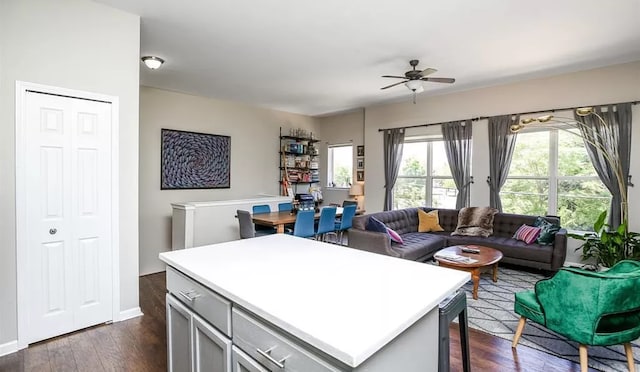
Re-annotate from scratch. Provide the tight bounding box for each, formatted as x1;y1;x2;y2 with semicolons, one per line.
317;109;365;206
0;0;140;345
139;87;320;274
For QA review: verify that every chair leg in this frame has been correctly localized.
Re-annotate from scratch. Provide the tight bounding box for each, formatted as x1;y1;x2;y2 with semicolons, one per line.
625;343;636;372
512;316;526;348
579;344;588;372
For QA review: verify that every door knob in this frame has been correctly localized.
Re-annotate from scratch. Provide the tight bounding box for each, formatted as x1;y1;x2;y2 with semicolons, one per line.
49;228;57;235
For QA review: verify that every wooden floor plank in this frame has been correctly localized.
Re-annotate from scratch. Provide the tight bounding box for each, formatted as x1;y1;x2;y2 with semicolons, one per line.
46;337;76;372
0;349;24;372
86;324;127;371
22;342;51;372
0;272;591;372
67;330;104;372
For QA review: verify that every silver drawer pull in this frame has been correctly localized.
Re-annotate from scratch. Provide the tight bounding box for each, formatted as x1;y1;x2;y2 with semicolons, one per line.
178;290;201;302
256;347;288;369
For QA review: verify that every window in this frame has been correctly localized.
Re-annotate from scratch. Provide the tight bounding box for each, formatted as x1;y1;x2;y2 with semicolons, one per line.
327;145;353;188
500;128;609;231
393;139;457;209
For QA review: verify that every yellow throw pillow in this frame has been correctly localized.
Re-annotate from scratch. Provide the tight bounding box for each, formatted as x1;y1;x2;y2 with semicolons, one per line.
418;209;444;232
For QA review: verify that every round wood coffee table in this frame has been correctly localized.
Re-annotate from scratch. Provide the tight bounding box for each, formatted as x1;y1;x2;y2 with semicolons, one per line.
434;245;503;300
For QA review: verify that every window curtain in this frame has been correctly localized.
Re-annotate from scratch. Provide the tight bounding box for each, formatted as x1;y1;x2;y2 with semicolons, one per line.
488;115;519;211
441;120;472;208
383;128;405;211
574;103;632;228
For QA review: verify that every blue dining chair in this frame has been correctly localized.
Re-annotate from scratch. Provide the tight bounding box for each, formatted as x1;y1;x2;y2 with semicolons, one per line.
334;204;357;245
315;206;337;242
252;204;276;234
252;204;271;214
289;209;316;238
278;202;293;212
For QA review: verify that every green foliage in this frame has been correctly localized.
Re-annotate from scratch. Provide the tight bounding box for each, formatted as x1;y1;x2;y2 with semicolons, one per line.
501;130;610;231
402;157;426;176
333;166;351;187
569;211;640;268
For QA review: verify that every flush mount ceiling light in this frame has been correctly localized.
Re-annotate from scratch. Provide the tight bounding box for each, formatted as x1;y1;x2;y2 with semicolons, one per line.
141;56;165;70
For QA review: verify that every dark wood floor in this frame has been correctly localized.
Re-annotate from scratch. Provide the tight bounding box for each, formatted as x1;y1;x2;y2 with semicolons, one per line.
0;273;594;372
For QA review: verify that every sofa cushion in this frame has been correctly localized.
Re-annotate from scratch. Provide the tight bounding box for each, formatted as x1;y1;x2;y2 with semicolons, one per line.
534;217;561;245
386;227;404;244
451;207;499;237
446;235;553;263
391;232;446;260
513;224;542;244
366;216;388;234
418;209;444;232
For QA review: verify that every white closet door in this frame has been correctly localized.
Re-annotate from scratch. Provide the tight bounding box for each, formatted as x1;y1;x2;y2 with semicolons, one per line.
24;91;113;344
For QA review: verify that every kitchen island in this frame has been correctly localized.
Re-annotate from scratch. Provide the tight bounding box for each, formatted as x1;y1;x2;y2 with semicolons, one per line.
159;234;469;371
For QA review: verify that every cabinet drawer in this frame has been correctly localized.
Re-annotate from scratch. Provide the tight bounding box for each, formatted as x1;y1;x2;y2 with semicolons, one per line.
232;308;342;372
167;266;232;337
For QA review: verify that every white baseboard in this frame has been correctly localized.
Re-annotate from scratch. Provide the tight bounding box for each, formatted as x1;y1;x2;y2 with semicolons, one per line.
118;307;144;322
0;340;18;357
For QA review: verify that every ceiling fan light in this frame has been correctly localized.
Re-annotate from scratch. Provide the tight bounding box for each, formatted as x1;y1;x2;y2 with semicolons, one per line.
141;56;165;69
405;80;423;92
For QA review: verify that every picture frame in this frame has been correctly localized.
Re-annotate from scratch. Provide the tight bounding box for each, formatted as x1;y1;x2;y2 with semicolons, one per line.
357;145;365;157
161;128;231;189
357;171;364;182
357;158;364;170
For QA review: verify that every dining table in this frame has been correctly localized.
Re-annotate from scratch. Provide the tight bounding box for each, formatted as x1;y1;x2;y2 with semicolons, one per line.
251;207;362;234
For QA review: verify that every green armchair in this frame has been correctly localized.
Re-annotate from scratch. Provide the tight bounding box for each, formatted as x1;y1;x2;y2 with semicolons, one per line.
512;260;640;372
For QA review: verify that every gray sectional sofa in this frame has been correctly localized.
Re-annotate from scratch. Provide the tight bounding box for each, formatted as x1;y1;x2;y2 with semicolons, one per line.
348;207;568;271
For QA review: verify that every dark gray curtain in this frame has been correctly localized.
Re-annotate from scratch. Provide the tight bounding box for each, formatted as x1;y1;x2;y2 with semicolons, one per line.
488;115;519;211
383;128;405;211
574;103;632;227
441;120;472;208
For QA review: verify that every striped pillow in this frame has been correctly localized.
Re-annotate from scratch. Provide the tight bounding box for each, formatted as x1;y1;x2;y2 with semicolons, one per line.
512;224;542;245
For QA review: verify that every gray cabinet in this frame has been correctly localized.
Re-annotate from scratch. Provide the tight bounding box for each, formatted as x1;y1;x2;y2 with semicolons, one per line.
232;346;269;372
166;266;233;372
167;295;192;372
193;313;232;372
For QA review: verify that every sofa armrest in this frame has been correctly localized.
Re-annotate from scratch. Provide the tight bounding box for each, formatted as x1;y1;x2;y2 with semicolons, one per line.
347;229;398;258
550;228;568;271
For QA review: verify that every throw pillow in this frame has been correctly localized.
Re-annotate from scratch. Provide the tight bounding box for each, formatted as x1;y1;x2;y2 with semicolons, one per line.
534;217;561;245
512;224;542;244
386;227;404;244
366;216;388;234
451;206;499;238
418;209;444;232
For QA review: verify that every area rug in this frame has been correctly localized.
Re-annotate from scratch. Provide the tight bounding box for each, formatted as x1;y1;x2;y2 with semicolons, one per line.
459;266;639;372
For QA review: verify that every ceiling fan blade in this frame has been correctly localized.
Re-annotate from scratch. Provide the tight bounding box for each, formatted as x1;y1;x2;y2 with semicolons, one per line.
381;75;407;79
420;68;437;77
380;80;408;90
422;77;455;84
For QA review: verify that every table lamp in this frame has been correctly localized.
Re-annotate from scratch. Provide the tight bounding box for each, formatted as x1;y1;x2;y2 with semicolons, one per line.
349;182;364;209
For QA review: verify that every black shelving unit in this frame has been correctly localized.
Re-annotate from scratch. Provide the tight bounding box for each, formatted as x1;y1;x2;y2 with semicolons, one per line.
279;127;320;195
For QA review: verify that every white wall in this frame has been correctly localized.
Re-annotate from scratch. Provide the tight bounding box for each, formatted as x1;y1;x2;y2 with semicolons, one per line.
0;0;140;346
345;61;640;264
139;87;319;275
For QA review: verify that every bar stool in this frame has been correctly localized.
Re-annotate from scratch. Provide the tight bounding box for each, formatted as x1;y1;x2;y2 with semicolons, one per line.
438;290;470;372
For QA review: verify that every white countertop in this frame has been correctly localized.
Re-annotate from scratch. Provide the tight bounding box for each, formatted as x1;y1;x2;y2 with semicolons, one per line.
159;234;470;367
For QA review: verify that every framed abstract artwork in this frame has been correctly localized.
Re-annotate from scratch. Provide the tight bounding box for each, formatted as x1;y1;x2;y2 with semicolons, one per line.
161;128;231;189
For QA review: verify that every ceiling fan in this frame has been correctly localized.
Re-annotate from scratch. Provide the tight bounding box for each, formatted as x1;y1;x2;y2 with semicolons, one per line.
380;60;455;92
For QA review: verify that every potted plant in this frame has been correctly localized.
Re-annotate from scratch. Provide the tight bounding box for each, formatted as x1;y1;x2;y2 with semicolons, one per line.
569;211;640;270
